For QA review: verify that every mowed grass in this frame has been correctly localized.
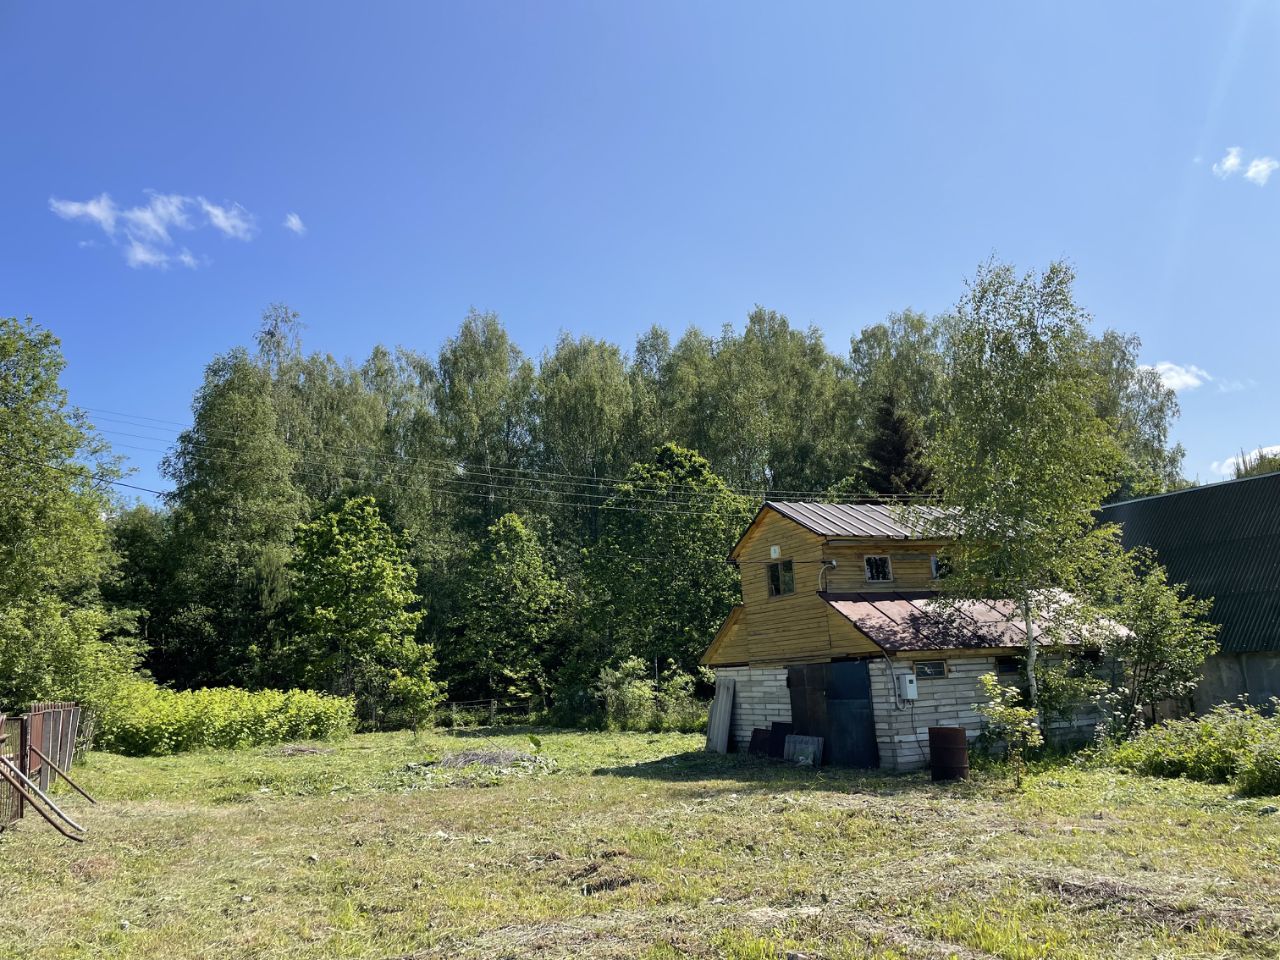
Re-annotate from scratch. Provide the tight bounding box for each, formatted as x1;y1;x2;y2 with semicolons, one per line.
1;729;1278;960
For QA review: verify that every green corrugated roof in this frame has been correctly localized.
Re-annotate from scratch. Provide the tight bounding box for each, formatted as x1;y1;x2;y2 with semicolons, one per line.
1101;471;1280;654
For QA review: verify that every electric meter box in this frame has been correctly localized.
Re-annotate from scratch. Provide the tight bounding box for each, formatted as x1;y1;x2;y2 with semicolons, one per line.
896;672;919;701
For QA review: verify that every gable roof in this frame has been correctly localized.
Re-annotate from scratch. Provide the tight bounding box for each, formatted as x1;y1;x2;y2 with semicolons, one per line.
729;501;946;559
1100;471;1280;654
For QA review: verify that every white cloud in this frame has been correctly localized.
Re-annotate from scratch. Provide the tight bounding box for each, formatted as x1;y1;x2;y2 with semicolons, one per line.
198;197;255;240
1145;361;1213;392
49;193;119;234
283;212;307;236
50;189;257;268
1216;377;1257;394
1213;147;1243;178
124;238;171;269
1211;444;1280;476
121;192;192;243
1245;157;1279;186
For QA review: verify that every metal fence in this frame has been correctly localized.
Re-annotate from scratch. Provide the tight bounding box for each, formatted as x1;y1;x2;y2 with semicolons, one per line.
0;702;83;833
0;713;25;829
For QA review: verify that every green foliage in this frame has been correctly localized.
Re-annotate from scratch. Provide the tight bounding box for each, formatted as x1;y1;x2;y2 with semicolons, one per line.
95;679;355;756
1099;547;1219;735
0;317;139;717
290;496;440;728
160;344;304;686
0;597;140;718
926;260;1126;708
591;657;708;733
1235;729;1280;797
1104;701;1280;795
582;444;751;677
1230;446;1280;480
975;673;1044;787
855;390;932;496
447;512;565;701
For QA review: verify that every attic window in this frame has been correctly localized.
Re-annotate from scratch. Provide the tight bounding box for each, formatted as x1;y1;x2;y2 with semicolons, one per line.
864;555;892;582
931;555;951;580
767;560;795;597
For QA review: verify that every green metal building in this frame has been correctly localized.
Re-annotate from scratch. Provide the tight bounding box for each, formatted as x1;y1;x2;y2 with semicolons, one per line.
1101;471;1280;709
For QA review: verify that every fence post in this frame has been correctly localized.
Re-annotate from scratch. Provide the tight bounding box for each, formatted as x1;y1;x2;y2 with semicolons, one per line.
489;699;497;726
451;703;458;728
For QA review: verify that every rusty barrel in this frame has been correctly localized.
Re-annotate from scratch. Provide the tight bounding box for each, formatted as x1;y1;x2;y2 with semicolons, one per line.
928;726;969;781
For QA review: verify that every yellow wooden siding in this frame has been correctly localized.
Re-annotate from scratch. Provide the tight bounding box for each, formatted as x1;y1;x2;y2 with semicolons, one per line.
822;541;948;593
702;605;750;666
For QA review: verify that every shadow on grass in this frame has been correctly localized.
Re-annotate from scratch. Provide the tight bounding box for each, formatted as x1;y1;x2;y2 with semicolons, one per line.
590;748;982;797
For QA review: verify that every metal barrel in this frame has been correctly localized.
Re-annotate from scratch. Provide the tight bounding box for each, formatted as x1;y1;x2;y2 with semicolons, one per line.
928;726;969;781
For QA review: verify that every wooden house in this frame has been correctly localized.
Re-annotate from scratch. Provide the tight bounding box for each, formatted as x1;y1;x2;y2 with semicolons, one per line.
702;501;1098;770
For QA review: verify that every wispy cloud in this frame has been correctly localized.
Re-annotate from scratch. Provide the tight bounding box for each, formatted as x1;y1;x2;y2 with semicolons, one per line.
1145;361;1213;392
50;193;120;234
1213;147;1243;178
1245;157;1280;186
1216;377;1257;394
49;189;257;268
1211;146;1280;186
283;212;307;236
198;197;256;240
1211;443;1280;476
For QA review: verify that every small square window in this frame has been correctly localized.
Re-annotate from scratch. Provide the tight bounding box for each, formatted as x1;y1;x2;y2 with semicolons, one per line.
914;660;947;679
995;656;1021;676
865;555;892;582
767;559;795;597
931;555;951;580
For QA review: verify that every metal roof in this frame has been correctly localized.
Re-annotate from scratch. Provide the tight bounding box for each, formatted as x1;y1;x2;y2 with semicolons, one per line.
823;591;1047;652
1100;471;1280;654
763;501;948;539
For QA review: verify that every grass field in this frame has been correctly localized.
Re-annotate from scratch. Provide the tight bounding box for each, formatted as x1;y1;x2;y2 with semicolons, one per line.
1;728;1278;960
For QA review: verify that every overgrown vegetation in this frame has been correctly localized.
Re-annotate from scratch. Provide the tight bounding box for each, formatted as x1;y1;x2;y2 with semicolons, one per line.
93;681;355;756
2;730;1277;959
1103;701;1280;796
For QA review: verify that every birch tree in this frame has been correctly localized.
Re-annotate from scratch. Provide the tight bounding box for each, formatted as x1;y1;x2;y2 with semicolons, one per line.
925;260;1123;708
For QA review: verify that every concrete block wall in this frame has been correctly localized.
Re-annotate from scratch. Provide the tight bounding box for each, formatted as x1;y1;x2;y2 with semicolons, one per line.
870;657;988;771
713;666;791;752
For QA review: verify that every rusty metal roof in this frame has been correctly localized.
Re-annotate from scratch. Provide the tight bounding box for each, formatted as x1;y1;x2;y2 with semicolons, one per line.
821;591;1074;652
763;501;947;539
1100;471;1280;654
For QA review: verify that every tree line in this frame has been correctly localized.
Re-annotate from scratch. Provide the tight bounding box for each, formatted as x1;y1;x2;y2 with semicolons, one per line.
3;258;1198;731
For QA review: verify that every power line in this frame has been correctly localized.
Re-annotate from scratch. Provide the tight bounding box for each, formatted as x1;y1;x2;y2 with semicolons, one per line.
0;452;168;497
81;404;942;503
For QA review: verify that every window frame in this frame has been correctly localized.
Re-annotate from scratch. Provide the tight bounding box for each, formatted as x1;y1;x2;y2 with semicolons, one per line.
864;554;893;583
995;655;1022;676
766;558;796;598
913;659;948;680
930;554;950;580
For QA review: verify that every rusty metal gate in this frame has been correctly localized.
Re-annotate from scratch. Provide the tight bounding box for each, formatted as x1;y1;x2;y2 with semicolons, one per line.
0;702;88;835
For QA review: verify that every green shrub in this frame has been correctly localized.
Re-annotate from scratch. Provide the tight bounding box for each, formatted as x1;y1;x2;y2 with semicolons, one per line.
94;679;356;756
590;658;709;734
1104;700;1280;795
1235;731;1280;797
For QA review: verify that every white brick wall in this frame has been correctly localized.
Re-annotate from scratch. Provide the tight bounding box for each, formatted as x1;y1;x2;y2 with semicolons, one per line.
718;656;1101;772
713;665;791;752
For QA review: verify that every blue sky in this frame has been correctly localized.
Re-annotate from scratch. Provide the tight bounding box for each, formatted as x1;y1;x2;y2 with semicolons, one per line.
2;2;1277;496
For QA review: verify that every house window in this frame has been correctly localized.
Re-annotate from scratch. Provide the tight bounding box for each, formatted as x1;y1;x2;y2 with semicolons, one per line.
864;555;892;582
931;555;951;580
914;660;948;679
995;655;1021;676
767;560;795;597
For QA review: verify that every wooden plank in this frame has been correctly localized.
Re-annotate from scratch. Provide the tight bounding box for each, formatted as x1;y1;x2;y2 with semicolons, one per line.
704;677;736;754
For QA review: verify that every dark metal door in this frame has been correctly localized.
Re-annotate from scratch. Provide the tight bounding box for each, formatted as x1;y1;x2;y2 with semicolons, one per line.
825;660;879;768
787;664;828;739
